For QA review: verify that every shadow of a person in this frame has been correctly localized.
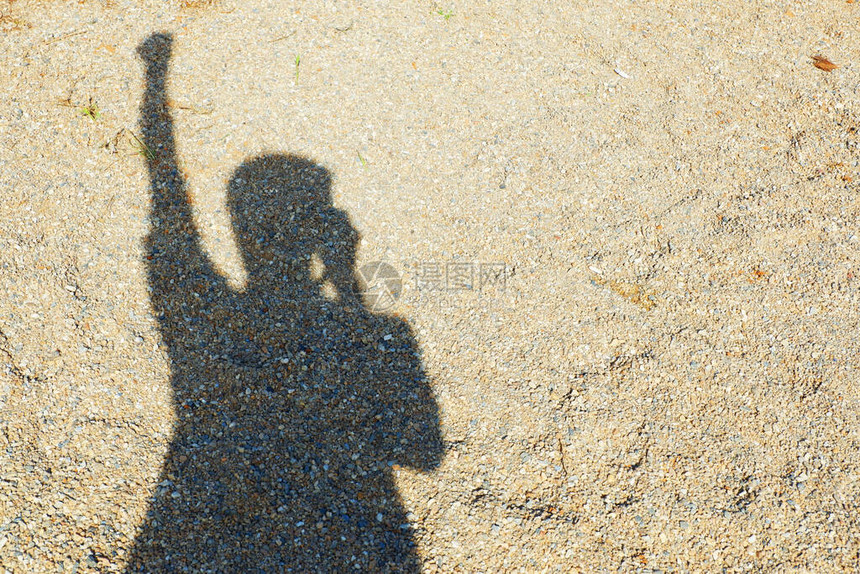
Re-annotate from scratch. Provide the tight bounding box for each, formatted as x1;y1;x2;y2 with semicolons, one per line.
127;33;443;573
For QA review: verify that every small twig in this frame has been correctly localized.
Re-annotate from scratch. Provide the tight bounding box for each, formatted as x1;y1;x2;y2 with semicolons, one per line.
557;436;568;477
44;29;86;45
270;31;296;44
168;101;213;115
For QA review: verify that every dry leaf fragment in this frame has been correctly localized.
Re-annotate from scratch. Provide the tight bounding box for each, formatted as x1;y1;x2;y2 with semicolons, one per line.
812;55;838;72
0;13;32;31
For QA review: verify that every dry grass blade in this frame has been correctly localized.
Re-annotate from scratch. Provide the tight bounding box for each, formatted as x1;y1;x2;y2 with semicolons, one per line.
128;130;155;160
811;55;838;72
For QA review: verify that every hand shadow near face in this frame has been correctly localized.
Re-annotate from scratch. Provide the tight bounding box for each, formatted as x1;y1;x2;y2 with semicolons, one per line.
126;32;443;573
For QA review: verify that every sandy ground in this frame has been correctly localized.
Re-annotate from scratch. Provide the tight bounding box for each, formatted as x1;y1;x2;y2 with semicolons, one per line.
1;0;860;571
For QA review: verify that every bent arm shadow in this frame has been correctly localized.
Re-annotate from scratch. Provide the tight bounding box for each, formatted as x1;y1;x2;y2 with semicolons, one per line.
127;32;443;573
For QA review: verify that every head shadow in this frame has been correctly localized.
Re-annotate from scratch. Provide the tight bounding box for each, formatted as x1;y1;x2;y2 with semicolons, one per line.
225;155;358;302
127;32;442;573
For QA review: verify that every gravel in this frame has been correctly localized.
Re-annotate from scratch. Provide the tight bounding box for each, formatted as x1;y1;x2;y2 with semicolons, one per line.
1;0;860;572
